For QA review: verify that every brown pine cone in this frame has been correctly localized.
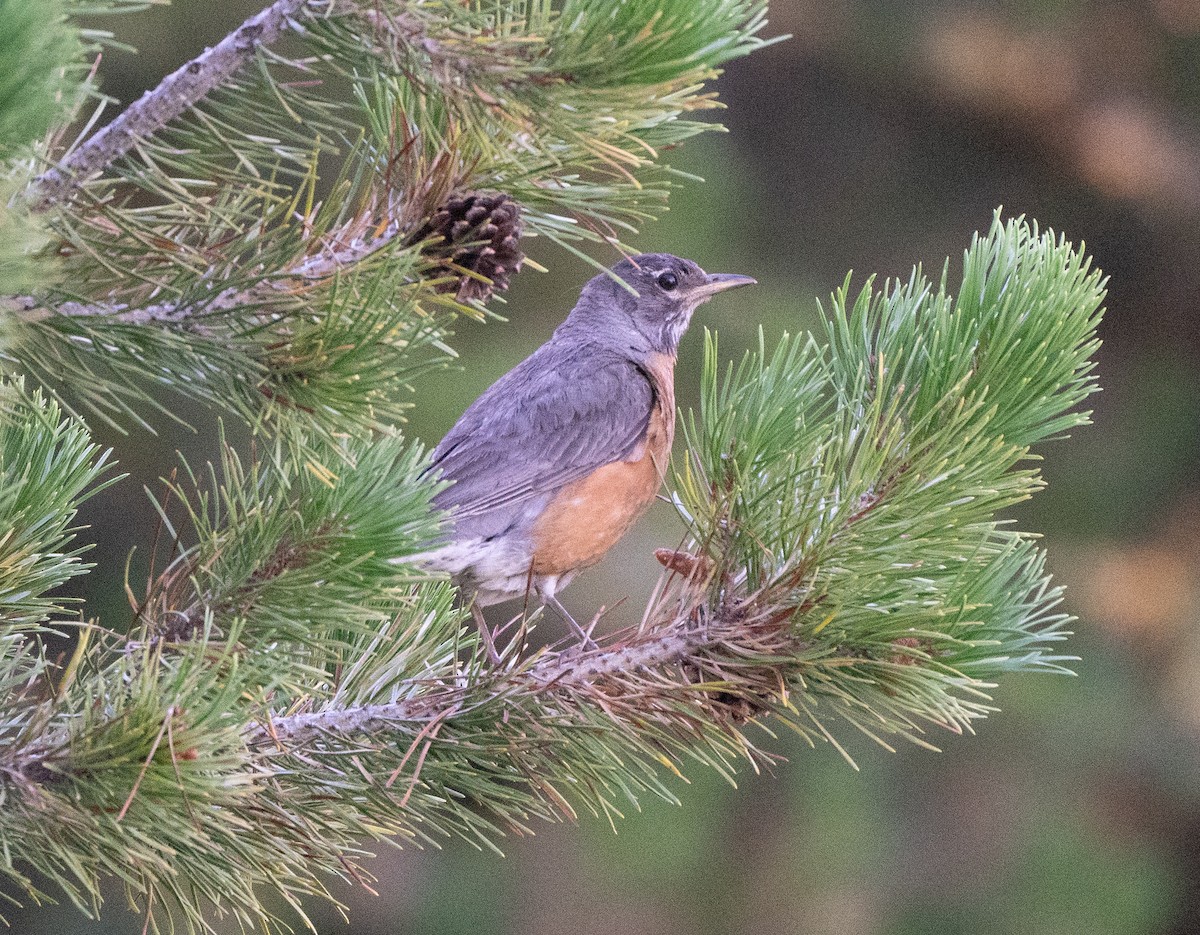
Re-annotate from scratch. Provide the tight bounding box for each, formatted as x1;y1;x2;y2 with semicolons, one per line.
413;191;524;302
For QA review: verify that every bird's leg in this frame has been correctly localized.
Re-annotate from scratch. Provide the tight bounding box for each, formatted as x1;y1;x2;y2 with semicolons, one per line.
470;601;502;665
542;591;598;650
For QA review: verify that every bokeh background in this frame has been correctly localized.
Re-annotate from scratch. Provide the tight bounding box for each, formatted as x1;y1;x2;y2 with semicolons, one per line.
18;1;1200;932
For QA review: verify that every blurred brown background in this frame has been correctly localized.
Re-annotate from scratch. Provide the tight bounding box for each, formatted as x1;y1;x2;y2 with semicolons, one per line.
20;1;1200;932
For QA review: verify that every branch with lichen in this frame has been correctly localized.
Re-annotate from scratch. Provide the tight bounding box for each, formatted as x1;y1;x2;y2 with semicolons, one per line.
12;217;409;327
30;0;333;210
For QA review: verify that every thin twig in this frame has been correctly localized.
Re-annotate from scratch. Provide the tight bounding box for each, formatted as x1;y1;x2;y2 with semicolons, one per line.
14;221;406;327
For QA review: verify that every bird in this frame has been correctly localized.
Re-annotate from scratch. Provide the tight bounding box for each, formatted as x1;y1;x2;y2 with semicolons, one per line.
415;253;755;656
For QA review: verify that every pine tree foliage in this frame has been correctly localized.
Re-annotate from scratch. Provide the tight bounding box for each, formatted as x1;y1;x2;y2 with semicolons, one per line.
0;0;79;293
673;217;1101;752
0;380;115;629
0;1;1105;931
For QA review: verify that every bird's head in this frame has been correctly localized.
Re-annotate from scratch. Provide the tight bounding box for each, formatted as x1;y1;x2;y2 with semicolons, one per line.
571;253;756;355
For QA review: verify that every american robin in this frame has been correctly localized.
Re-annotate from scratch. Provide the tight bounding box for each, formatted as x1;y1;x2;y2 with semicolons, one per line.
417;253;755;654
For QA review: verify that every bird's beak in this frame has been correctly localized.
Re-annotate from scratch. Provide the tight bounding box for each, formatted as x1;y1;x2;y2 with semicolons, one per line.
691;272;757;299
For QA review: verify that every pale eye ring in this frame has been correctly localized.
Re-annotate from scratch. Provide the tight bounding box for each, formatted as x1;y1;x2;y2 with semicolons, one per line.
657;271;679;291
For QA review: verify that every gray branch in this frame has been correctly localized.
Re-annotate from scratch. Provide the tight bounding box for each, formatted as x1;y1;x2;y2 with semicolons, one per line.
30;0;337;211
6;615;728;783
247;626;711;748
28;0;483;213
15;220;405;327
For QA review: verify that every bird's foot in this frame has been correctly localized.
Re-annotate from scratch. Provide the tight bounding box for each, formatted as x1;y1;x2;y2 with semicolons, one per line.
543;593;599;651
470;603;502;665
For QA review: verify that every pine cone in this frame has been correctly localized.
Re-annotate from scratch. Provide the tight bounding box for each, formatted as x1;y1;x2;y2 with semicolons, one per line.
414;192;524;302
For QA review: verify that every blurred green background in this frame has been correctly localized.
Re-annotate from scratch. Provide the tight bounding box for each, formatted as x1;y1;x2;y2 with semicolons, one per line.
20;1;1200;932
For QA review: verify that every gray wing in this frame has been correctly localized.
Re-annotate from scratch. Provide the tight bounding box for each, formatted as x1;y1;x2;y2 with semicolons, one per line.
429;343;655;542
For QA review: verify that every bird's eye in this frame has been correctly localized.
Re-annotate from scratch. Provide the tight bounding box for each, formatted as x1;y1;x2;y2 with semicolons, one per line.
657;271;679;291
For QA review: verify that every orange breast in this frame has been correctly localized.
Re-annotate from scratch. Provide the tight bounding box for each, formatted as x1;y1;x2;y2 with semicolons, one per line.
530;353;675;576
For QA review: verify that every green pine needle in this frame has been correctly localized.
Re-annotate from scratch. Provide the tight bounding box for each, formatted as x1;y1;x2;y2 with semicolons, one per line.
0;378;116;629
0;0;79;152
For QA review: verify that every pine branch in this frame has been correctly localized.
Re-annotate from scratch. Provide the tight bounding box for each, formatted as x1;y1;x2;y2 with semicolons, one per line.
29;0;332;210
11;622;739;777
251;627;712;747
14;219;406;327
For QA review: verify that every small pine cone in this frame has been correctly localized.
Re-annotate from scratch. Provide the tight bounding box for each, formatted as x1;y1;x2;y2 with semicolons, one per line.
417;192;524;302
888;635;932;665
